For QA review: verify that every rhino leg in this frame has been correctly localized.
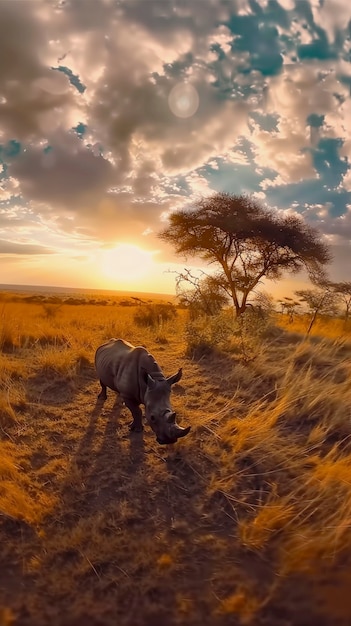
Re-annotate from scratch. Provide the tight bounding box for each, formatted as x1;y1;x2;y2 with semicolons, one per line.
98;380;107;401
124;399;143;432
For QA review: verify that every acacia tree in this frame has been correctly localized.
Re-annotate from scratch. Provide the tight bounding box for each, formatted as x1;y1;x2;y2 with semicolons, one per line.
332;282;351;323
295;285;340;335
159;193;331;317
277;297;301;322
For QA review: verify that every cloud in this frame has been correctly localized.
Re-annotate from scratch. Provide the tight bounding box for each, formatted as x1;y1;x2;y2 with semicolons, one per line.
2;0;254;247
309;0;351;44
0;1;80;142
0;176;20;201
8;130;115;209
0;239;54;255
83;21;251;181
311;204;351;241
328;242;351;281
252;63;348;183
1;0;351;280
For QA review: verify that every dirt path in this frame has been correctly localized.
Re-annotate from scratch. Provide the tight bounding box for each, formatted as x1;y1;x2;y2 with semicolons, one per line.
1;352;345;626
1;365;239;626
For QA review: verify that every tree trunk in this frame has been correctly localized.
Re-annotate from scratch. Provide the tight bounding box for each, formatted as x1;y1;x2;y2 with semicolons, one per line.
233;303;241;318
307;309;318;335
229;288;240;318
235;305;247;318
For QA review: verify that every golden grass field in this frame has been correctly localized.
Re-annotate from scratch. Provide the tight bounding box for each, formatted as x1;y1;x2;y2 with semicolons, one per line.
1;290;351;626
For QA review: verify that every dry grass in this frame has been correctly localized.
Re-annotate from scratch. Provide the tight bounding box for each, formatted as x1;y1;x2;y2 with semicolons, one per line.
278;311;351;340
1;293;351;625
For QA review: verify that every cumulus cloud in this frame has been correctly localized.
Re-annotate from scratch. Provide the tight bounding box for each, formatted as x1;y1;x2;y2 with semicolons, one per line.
0;1;80;142
0;176;20;201
252;63;348;184
1;0;254;248
310;0;351;43
1;0;351;281
8;130;115;209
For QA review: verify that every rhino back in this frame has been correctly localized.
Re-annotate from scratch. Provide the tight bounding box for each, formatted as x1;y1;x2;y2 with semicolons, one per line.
95;339;134;394
95;339;165;405
117;346;165;403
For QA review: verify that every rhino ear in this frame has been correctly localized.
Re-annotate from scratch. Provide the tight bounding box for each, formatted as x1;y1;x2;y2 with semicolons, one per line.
167;368;182;386
147;374;157;390
166;411;176;424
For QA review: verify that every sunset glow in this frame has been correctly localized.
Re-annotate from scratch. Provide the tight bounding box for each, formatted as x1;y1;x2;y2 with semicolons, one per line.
99;244;155;285
1;1;351;296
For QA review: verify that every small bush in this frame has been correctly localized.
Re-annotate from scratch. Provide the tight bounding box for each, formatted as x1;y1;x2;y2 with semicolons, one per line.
119;300;134;307
185;307;274;361
133;303;177;328
231;307;273;362
185;310;234;358
41;303;62;319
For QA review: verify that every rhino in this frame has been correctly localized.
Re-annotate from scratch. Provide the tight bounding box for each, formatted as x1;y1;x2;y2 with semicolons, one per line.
94;338;191;445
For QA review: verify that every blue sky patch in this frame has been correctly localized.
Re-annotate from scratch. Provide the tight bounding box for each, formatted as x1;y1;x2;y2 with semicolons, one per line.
312;138;348;189
1;0;351;291
0;140;21;160
54;66;86;93
73;123;87;139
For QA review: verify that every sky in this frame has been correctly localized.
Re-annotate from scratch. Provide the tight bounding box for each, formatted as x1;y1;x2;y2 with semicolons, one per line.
1;0;351;297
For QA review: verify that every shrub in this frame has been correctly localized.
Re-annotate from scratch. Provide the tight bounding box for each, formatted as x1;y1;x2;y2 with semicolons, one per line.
41;303;62;319
119;300;134;307
185;306;274;361
185;310;234;358
133;303;177;328
231;306;273;362
174;270;229;320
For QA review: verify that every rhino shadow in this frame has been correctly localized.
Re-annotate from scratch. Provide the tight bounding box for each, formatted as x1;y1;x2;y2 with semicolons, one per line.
56;393;146;520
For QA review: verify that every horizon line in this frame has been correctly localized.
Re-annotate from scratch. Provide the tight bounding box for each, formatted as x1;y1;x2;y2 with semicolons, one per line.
0;282;175;298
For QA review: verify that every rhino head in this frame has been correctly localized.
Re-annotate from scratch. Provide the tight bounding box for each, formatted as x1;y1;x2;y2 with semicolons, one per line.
144;368;191;445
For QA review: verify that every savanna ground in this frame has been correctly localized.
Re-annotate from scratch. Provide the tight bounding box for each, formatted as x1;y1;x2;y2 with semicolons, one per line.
1;289;351;626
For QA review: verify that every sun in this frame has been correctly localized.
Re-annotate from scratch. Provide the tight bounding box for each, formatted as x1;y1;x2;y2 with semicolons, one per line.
99;243;154;285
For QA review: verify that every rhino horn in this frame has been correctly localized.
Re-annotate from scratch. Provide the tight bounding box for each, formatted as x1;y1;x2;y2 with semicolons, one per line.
166;411;176;424
170;424;191;440
166;368;182;386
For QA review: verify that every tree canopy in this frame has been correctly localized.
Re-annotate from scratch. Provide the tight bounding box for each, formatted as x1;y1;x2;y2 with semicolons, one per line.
159;193;332;316
295;285;340;334
332;282;351;322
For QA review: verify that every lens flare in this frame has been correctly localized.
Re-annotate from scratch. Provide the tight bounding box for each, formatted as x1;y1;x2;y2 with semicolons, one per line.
168;83;199;118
